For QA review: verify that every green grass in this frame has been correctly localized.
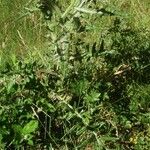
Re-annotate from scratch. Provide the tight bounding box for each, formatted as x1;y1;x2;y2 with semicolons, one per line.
0;0;150;149
0;0;46;57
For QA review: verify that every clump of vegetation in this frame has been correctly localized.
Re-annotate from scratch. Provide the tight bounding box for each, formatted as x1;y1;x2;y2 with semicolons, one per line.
0;0;150;149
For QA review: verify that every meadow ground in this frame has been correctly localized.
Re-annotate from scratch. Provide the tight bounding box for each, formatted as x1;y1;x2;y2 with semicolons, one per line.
0;0;150;149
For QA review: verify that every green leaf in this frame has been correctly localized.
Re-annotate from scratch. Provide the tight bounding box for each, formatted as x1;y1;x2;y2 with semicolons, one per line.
47;103;56;112
28;139;34;146
101;136;119;142
84;90;101;103
13;125;22;134
22;120;38;135
6;80;15;94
